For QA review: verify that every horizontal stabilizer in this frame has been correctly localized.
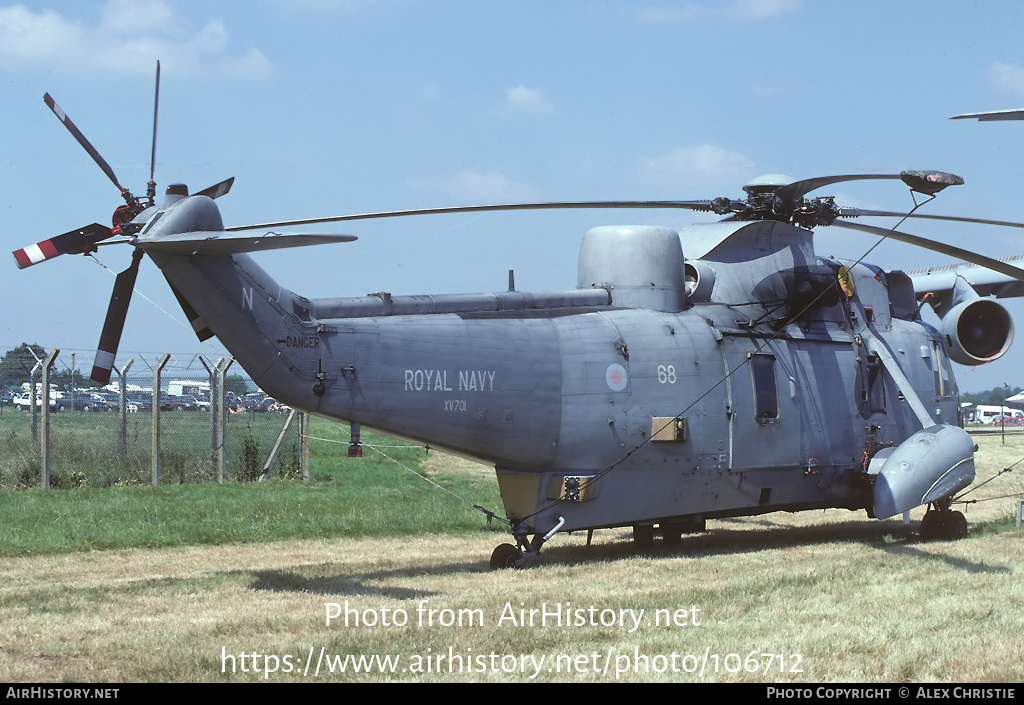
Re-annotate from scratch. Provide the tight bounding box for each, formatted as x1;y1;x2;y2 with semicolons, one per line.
135;230;356;256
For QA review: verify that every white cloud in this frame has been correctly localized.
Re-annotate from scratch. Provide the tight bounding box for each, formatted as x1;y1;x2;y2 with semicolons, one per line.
638;144;757;190
506;85;554;113
636;4;711;23
637;0;799;23
100;0;174;35
726;0;800;20
989;62;1024;97
0;1;272;76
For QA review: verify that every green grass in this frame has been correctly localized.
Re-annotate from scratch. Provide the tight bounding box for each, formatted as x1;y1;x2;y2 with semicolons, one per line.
0;409;299;487
0;431;1020;682
0;416;504;556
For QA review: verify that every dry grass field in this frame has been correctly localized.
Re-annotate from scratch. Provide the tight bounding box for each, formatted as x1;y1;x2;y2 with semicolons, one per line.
0;434;1021;683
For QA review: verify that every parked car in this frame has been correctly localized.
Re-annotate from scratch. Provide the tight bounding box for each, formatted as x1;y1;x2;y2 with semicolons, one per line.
54;393;110;412
12;392;62;411
161;395;197;411
12;393;40;411
127;393;152;412
182;395;209;411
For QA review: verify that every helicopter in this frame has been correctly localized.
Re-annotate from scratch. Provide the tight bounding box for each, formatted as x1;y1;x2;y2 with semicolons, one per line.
15;67;1024;569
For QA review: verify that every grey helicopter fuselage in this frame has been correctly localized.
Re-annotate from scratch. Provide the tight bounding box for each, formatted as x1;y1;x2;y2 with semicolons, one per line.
135;187;973;546
20;71;1008;566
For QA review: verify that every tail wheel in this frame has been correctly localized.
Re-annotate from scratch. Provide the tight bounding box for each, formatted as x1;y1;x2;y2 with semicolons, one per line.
490;543;522;570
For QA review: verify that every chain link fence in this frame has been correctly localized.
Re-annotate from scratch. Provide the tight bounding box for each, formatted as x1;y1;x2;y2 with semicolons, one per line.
0;349;305;489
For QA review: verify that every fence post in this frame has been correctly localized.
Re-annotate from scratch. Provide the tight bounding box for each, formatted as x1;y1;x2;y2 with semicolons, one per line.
300;411;310;481
116;358;133;452
152;353;170;485
30;361;41;445
199;356;216;476
40;349;59;489
215;357;234;483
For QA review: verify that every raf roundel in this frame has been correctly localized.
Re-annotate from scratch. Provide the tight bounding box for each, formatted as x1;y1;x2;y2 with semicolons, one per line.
605;363;628;392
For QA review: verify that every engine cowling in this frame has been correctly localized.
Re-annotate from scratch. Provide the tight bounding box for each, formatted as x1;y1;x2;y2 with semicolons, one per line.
940;298;1014;365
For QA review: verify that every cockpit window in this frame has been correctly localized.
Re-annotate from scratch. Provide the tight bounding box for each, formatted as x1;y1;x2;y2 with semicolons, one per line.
933;341;954;398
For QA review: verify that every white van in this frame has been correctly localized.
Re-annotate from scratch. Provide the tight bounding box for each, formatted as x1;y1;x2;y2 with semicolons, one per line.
974;405;1024;424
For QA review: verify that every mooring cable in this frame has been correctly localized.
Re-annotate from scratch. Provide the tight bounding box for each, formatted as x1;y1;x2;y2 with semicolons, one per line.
314;421;509;527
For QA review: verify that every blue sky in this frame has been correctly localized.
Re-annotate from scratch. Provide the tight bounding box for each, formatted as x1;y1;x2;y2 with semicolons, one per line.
4;0;1024;391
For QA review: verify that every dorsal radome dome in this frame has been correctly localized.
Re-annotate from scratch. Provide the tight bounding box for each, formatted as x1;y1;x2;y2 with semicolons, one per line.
743;174;796;194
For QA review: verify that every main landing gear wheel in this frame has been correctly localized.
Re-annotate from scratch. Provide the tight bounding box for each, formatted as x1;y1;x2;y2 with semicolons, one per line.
920;509;968;541
632;524;655;548
490;543;523;570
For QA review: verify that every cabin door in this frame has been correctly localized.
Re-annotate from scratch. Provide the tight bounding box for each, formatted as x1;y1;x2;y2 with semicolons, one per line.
722;335;799;471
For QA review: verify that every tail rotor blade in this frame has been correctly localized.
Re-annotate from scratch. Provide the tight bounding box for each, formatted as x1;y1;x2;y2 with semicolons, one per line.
12;223;115;269
90;248;144;385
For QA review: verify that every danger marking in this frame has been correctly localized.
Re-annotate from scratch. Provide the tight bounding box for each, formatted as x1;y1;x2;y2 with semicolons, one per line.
277;336;321;349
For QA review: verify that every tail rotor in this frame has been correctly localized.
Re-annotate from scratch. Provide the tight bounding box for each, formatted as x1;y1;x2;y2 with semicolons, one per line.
15;62;166;384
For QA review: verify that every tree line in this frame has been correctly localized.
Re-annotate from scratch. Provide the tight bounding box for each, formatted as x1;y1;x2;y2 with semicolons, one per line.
959;385;1023;407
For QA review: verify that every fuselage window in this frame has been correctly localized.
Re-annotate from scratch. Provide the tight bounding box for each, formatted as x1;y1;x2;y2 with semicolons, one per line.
867;354;885;413
750;353;778;420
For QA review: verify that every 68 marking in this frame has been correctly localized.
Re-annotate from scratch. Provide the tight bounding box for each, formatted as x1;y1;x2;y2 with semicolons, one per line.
657;364;676;384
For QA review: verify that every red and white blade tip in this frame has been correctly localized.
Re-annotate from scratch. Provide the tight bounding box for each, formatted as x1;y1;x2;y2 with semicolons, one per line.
12;240;60;269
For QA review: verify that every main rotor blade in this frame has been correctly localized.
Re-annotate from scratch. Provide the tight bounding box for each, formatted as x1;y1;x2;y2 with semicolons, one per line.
12;223;115;269
195;177;234;200
44;93;127;197
773;174;903;202
951;109;1024;121
149;59;158;192
224;200;720;231
838;207;1024;229
91;248;144;385
775;171;961;202
831;219;1024;281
